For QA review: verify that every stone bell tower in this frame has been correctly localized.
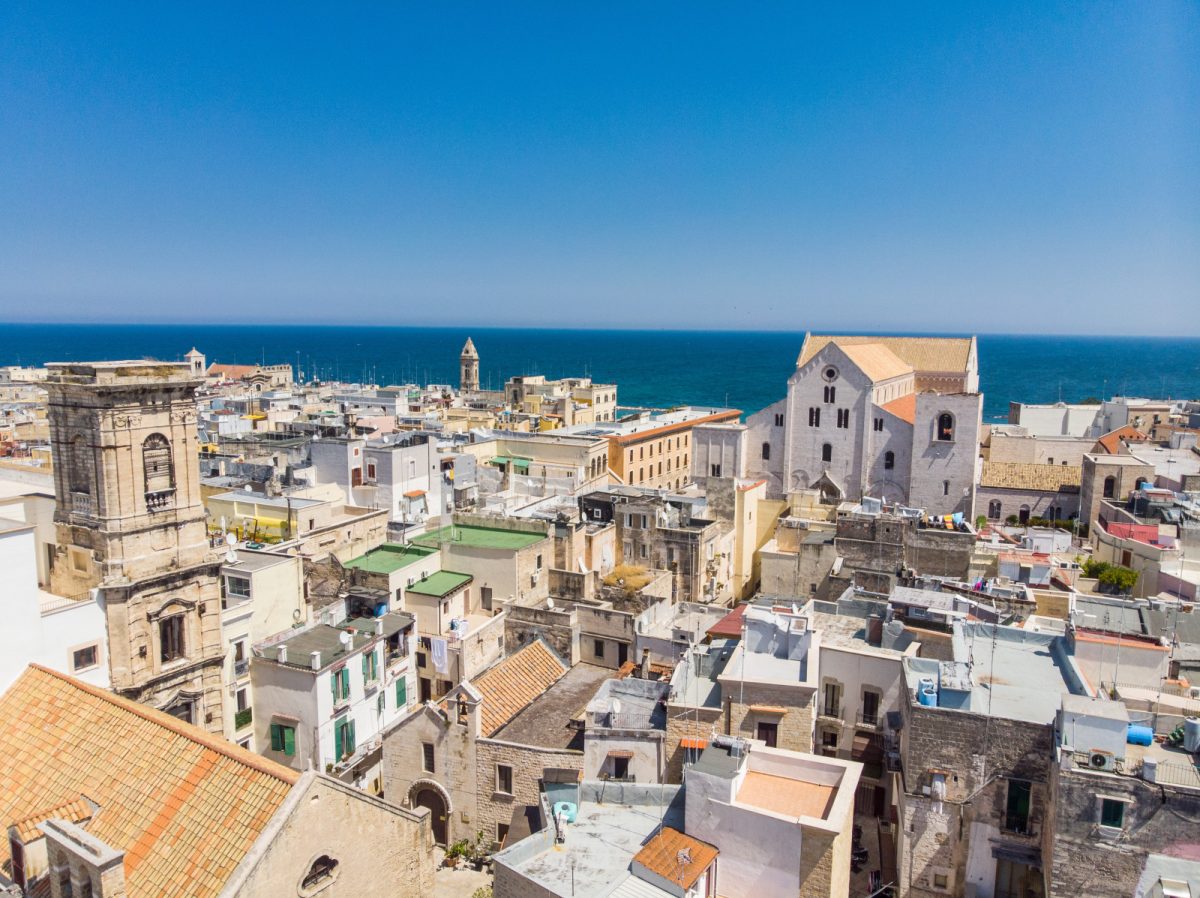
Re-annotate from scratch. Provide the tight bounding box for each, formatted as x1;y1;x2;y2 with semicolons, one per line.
459;337;480;394
46;361;224;732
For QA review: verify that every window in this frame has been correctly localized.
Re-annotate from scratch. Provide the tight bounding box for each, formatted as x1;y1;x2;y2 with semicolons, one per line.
1103;475;1116;499
234;640;246;663
988;499;1002;520
836;408;849;428
142;433;175;494
330;667;351;704
422;742;436;772
594;639;605;659
808;407;821;427
943;480;950;496
160;615;185;663
861;690;880;727
1100;798;1125;829
362;650;379;684
823;365;838;381
874;417;884;432
710;464;722;477
822;443;832;463
70;434;91;494
72;644;99;672
236;687;248;713
884;451;894;470
226;575;251;598
270;722;296;756
496;764;513;795
334;718;356;760
367;462;376;480
933;873;949;890
301;855;339;891
639;544;648;559
1005;779;1032;833
936;412;955;442
761;442;771;461
774;413;784;426
497;822;510;846
824;385;836;403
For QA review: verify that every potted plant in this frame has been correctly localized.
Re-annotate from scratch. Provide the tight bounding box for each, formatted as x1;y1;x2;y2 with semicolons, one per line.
444;839;469;868
466;828;490;870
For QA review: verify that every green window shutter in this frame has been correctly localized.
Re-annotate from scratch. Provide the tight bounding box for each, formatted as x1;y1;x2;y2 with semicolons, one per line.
362;653;368;677
347;720;356;755
342;667;350;696
283;726;296;757
330;671;338;703
269;723;282;752
396;677;407;707
334;722;343;760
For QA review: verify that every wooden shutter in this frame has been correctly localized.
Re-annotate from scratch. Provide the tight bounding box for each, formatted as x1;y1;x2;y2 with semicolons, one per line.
283;726;296;756
270;723;282;751
347;720;356;755
396;677;406;707
334;722;343;760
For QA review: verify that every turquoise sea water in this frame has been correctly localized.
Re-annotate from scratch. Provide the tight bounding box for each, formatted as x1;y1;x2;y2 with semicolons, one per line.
2;324;1197;422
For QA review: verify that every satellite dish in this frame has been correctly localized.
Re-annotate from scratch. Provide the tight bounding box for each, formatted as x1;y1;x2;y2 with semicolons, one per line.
225;549;237;564
225;532;237;547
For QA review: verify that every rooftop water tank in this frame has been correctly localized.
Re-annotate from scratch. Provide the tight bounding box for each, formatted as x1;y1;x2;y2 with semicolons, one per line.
553;801;578;824
917;677;938;707
1127;724;1154;746
1185;718;1200;754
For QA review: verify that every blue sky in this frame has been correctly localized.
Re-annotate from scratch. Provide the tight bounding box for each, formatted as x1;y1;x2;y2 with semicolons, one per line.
1;3;1197;333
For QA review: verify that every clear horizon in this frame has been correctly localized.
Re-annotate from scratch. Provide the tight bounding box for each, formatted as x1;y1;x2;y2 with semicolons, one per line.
2;4;1197;333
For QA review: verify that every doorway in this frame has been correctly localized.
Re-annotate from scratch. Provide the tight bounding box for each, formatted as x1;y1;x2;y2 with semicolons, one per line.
412;786;448;845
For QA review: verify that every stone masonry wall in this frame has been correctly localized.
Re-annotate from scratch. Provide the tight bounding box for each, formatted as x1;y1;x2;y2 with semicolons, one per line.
474;739;583;846
726;682;816;754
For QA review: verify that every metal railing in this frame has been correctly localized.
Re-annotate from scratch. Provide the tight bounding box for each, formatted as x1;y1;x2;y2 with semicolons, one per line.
234;658;250;678
857;710;882;729
818;702;843;721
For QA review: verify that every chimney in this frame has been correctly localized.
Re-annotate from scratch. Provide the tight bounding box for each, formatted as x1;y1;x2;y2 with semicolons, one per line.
375;618;384;635
867;614;883;647
278;645;288;664
640;648;651;680
311;650;321;670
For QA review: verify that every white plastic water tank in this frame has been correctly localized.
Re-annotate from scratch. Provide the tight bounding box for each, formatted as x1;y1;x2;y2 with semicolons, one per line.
1185;717;1200;753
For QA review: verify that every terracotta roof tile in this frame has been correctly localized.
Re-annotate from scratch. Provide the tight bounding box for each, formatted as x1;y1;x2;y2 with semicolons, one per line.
837;343;913;383
0;665;297;898
632;827;718;889
799;334;974;375
1095;425;1151;455
882;393;917;425
979;461;1081;493
471;640;568;737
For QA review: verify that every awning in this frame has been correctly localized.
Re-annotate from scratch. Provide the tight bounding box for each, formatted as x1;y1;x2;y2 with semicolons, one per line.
489;456;510;466
511;458;531;473
749;704;788;715
606;750;635;759
403;489;426;498
680;737;708;750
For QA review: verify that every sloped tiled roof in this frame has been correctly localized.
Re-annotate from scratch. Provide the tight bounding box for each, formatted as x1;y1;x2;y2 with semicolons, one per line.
837;343;913;383
633;826;719;889
0;665;297;898
472;640;568;737
799;334;973;374
1095;425;1151;455
979;461;1082;493
881;393;917;425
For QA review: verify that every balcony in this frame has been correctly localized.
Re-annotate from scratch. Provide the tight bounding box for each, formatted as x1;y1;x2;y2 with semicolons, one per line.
234;707;253;730
857;710;882;730
70;492;94;519
145;488;176;512
818;702;843;722
234;658;250;679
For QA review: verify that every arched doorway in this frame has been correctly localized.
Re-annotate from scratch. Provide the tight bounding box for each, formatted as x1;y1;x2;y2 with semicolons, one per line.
410;783;449;845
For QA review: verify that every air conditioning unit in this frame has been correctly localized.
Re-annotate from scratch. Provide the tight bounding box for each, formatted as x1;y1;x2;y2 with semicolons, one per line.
1089;750;1117;772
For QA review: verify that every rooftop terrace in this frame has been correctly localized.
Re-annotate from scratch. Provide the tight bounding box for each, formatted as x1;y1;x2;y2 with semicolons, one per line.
343;542;437;574
413;523;546;551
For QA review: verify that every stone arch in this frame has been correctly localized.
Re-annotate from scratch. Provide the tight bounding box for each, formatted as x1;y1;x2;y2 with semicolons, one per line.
408;779;452;846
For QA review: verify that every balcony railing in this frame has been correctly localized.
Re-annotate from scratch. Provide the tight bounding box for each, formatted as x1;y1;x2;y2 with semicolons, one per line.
234;707;253;730
70;492;94;518
234;658;250;678
818;702;843;721
857;710;882;729
145;488;176;512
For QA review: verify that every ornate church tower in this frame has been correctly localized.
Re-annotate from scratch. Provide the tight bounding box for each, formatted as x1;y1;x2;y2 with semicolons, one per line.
46;361;224;732
459;337;480;393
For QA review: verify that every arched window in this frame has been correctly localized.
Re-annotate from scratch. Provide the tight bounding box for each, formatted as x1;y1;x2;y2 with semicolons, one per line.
1047;505;1059;522
70;435;90;494
824;385;836;403
1102;475;1116;499
300;855;339;893
143;434;175;497
988;500;1002;520
884;451;895;470
761;442;771;461
936;413;955;442
1019;505;1031;524
822;443;832;463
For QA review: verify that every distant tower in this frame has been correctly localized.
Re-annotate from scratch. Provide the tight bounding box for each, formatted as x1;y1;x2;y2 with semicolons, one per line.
460;337;480;393
46;360;224;732
184;347;206;377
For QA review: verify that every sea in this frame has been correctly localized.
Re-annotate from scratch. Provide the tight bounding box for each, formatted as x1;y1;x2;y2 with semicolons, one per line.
2;323;1198;423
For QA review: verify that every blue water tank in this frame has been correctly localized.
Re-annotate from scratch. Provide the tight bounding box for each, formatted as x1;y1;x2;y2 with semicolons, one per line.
553;801;578;824
1127;723;1154;746
374;602;388;618
917;677;938;707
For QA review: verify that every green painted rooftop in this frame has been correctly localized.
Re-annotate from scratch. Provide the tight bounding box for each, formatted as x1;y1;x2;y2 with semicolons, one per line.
414;524;546;551
343;543;437;574
407;570;474;597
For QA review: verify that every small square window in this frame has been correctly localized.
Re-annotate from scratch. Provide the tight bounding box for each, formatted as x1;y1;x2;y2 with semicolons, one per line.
71;644;99;672
933;873;948;889
1100;797;1125;829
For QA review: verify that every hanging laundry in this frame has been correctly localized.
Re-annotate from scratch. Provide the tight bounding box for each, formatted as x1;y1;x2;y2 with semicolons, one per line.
431;637;449;674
